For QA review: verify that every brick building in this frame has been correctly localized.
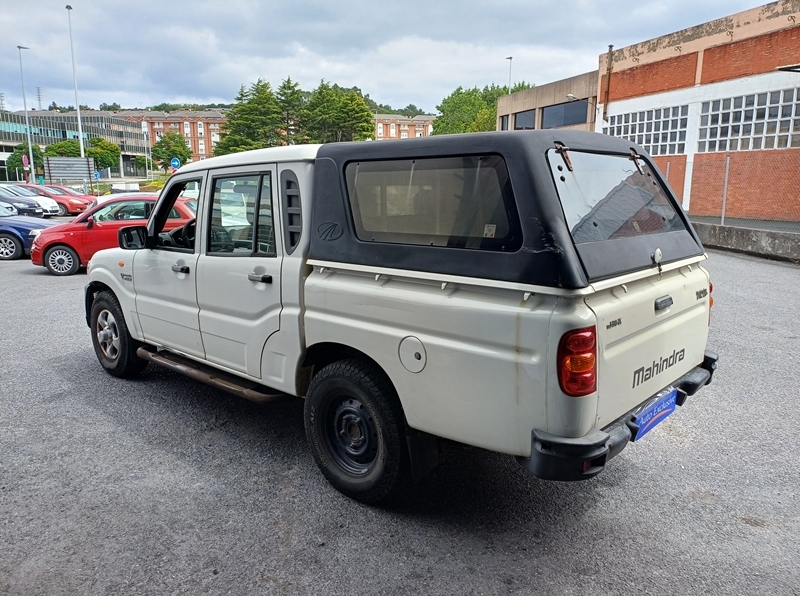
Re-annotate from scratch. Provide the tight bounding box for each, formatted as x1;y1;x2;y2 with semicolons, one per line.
374;114;435;140
117;110;227;164
499;1;800;225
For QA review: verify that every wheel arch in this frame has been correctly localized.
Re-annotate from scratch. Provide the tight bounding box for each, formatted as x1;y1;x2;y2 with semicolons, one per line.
301;342;390;394
85;281;114;327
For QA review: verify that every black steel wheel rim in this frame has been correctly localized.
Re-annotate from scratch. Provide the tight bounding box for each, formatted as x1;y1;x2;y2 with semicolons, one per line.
323;392;379;475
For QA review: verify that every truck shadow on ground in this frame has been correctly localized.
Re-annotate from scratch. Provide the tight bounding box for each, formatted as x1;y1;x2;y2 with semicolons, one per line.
66;359;627;534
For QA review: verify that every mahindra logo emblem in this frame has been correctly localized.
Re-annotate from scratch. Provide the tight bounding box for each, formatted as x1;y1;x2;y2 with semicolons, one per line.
632;348;685;388
317;221;343;241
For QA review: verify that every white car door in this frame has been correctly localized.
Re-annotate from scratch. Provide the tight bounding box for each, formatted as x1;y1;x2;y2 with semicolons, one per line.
133;174;206;358
195;166;283;377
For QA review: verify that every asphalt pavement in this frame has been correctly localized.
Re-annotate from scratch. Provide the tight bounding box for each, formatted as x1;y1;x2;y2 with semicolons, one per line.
1;249;798;595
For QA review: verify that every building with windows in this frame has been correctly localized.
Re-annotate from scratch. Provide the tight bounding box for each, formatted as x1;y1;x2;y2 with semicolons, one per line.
498;0;800;224
596;0;800;222
0;110;149;180
497;70;599;133
117;110;227;163
374;114;435;140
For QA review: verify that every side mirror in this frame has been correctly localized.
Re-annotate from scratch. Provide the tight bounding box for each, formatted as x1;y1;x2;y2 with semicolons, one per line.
86;215;94;229
118;225;149;250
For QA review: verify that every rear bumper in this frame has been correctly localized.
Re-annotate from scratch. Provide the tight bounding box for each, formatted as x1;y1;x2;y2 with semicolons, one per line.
517;350;718;481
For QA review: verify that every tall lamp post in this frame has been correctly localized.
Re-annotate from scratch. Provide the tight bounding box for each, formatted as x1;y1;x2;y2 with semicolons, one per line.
16;46;37;185
66;4;85;158
506;56;513;92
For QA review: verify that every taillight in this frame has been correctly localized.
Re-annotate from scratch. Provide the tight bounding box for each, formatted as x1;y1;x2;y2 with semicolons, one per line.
708;281;714;325
558;326;597;397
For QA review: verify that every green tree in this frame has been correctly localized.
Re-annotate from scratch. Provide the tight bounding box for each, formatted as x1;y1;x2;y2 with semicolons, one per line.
87;137;121;170
152;131;192;170
44;140;82;157
134;155;149;172
305;82;375;143
433;82;532;135
276;77;307;145
99;102;121;111
6;142;44;180
214;79;282;156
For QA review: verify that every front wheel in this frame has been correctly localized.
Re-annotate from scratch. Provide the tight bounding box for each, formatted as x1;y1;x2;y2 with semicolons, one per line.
304;358;410;504
0;233;23;260
90;290;148;378
44;245;80;275
56;203;68;216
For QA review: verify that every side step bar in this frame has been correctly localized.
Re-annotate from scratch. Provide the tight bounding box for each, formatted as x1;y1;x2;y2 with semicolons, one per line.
136;346;287;404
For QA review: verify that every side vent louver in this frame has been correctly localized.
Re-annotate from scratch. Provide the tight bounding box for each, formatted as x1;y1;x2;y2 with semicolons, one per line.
281;169;302;255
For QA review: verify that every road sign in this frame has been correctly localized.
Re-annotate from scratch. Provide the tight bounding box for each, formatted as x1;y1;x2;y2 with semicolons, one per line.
22;154;29;167
170;157;181;169
93;171;100;180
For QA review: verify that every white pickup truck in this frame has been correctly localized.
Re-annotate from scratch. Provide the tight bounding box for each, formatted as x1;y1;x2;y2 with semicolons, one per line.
85;130;717;503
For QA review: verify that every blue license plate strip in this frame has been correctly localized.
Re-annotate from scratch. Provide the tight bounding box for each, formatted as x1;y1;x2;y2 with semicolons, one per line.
633;388;677;441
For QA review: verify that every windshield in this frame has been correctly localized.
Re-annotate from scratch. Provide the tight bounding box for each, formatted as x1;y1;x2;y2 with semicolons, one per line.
548;150;687;244
8;186;36;196
61;187;84;196
44;186;68;195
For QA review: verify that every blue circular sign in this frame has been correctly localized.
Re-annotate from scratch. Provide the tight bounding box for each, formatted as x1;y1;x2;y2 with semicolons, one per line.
170;157;181;169
93;171;100;180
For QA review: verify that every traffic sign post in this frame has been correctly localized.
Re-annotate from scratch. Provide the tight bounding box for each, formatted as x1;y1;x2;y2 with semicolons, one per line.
93;171;100;180
170;157;181;170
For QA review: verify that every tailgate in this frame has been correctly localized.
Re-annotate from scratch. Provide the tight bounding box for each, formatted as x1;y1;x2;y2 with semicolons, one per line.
586;263;710;428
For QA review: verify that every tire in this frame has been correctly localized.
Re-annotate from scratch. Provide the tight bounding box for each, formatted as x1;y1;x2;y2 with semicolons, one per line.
44;245;80;276
90;290;148;378
305;358;410;504
56;202;68;216
0;233;23;260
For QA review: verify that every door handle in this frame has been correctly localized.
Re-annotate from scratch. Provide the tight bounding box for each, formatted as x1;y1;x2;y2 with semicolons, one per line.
171;264;190;274
655;295;673;311
248;273;272;284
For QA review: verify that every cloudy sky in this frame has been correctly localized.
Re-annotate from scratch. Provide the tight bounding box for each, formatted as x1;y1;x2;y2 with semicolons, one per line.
2;0;760;114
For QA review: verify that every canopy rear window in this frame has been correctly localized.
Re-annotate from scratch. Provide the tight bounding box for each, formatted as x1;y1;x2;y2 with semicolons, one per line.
548;149;702;279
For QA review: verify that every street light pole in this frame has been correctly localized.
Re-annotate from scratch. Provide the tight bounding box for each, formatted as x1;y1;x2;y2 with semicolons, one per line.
506;56;513;93
17;46;37;185
66;5;85;158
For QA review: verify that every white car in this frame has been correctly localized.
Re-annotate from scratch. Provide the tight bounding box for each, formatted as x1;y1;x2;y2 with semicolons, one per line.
3;185;59;217
85;131;718;504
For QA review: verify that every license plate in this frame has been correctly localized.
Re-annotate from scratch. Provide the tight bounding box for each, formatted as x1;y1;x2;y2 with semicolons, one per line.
633;388;677;441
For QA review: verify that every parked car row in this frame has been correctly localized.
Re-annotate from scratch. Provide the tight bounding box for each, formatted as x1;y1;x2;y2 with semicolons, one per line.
31;193;196;275
15;183;95;215
1;189;203;276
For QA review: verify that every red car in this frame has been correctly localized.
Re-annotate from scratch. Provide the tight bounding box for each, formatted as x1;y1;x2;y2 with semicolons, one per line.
16;183;95;216
31;193;196;275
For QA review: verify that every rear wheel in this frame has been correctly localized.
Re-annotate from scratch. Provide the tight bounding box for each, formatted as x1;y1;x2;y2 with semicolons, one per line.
305;358;410;503
44;245;80;275
0;233;23;260
90;290;148;378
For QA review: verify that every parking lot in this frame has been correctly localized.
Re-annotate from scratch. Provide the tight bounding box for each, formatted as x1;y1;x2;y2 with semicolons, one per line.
1;249;798;595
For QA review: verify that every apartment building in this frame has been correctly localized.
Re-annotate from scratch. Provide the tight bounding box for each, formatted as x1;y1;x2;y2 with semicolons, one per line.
118;110;227;163
374;114;435;140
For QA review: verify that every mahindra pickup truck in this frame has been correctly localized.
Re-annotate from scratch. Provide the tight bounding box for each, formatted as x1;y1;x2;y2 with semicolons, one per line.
84;130;717;503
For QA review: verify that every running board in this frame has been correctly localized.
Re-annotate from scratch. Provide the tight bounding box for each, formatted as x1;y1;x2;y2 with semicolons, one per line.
136;346;286;403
